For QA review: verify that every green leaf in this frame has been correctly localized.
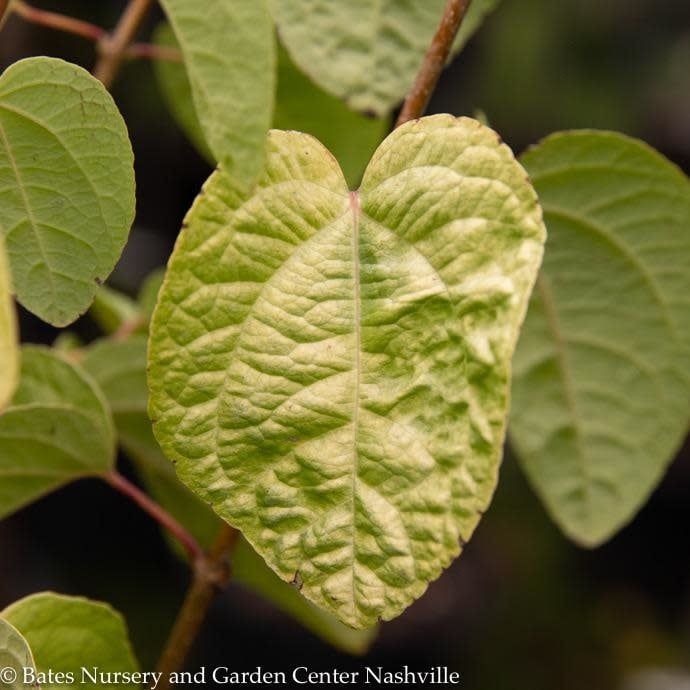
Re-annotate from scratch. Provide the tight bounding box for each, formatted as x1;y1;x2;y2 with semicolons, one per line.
154;26;388;188
158;0;275;186
2;593;139;690
82;336;224;549
0;619;36;690
0;57;135;326
80;337;214;545
138;268;166;322
272;46;388;188
149;114;545;628
81;336;377;653
0;235;18;412
269;0;501;116
0;346;114;520
512;130;690;546
152;23;213;163
89;284;140;336
52;330;84;354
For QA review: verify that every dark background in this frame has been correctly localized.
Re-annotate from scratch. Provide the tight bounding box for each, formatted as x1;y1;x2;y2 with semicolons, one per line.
1;2;690;689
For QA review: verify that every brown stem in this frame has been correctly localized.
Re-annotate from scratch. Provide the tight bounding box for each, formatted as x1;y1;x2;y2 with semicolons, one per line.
10;0;106;42
5;1;180;65
396;0;473;127
104;470;205;563
156;525;239;688
93;0;154;87
111;314;146;341
126;42;183;62
0;0;10;30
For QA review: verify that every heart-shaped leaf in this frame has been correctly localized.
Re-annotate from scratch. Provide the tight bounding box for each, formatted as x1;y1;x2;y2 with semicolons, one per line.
511;131;690;546
0;235;18;411
158;0;275;187
2;593;139;690
0;57;135;326
269;0;501;116
0;346;115;520
149;115;545;628
0;619;36;690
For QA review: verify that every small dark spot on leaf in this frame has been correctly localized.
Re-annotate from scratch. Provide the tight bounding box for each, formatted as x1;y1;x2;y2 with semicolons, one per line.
94;277;103;285
291;571;303;590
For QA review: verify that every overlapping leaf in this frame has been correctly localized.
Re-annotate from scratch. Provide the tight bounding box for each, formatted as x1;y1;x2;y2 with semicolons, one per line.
0;57;135;326
0;346;114;520
2;593;139;690
512;131;690;546
0;235;18;411
81;336;376;653
269;0;501;115
154;27;387;187
272;46;388;187
149;115;545;628
153;24;213;162
0;619;35;690
158;0;274;187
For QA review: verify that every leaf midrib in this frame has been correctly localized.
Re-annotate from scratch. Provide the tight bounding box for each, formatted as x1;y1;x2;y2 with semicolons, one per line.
0;117;55;301
535;273;592;517
349;190;362;615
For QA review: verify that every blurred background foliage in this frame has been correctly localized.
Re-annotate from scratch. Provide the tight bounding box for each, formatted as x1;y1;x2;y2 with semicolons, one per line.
1;1;690;688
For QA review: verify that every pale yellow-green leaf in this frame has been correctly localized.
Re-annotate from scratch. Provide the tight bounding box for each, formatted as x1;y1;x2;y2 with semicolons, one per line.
0;57;135;326
0;346;114;520
512;131;690;546
2;593;139;690
148;115;545;628
0;619;36;690
0;235;18;411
